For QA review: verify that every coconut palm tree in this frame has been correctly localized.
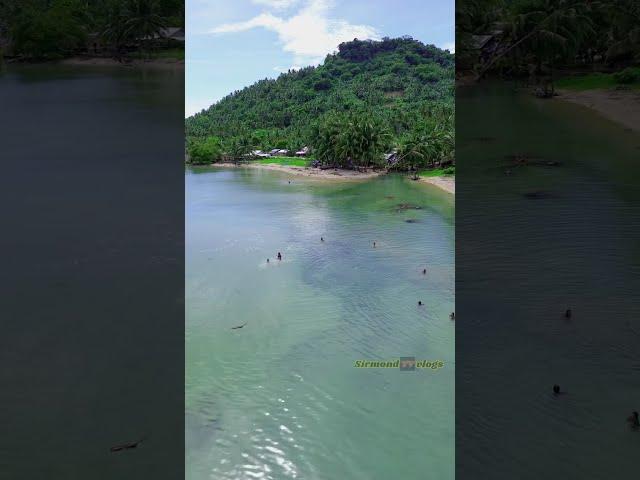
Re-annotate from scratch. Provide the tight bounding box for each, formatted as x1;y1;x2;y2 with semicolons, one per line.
100;0;129;60
479;0;596;82
336;114;391;168
123;0;167;58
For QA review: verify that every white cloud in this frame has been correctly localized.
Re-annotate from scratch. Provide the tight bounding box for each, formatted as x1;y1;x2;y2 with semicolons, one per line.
441;41;455;53
252;0;298;9
210;0;379;65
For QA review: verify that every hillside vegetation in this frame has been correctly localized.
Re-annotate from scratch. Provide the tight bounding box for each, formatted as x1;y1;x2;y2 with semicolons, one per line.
457;0;640;83
185;37;454;171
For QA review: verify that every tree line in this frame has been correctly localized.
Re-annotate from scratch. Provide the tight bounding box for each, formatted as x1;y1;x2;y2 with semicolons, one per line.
1;0;184;59
457;0;640;82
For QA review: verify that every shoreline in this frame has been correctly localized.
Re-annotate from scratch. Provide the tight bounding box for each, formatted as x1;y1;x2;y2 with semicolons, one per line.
556;88;640;133
415;175;455;194
209;162;385;181
60;56;184;69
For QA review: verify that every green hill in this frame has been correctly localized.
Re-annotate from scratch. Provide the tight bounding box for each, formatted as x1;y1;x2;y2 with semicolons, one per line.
185;37;454;171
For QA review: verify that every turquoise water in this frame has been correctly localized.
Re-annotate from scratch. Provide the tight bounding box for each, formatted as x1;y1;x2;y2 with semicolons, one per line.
186;168;455;480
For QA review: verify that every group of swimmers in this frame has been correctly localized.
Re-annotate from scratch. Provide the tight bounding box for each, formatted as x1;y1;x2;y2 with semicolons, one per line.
553;313;638;429
553;384;639;428
336;237;454;319
266;252;282;263
267;237;455;320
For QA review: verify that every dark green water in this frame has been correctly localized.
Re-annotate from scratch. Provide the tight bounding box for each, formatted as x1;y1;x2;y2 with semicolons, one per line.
457;84;640;479
186;168;455;480
0;64;184;479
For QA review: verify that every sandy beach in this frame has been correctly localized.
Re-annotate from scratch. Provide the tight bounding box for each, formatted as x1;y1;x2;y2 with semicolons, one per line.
210;162;385;180
416;175;455;194
557;89;640;132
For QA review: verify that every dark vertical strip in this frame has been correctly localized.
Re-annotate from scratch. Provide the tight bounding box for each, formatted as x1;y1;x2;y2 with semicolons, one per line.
0;65;185;478
456;1;640;478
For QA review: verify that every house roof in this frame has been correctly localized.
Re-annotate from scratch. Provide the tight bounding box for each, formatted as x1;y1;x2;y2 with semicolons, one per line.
471;35;494;50
149;27;185;41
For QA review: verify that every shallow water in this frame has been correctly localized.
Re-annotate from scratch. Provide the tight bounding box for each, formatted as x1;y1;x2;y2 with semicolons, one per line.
186;169;455;480
457;84;640;479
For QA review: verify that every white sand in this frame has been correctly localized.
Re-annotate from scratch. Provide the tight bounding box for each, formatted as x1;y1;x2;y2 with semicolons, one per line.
416;176;455;194
210;162;385;181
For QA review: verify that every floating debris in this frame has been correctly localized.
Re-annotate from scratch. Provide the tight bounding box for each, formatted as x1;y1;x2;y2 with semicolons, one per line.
111;438;145;453
395;203;423;212
231;322;247;330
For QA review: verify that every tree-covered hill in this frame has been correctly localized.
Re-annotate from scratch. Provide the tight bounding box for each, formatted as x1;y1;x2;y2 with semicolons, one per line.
185;37;455;171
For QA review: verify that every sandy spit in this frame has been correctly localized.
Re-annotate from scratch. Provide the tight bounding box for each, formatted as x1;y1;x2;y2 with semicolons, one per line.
557;88;640;133
415;176;455;194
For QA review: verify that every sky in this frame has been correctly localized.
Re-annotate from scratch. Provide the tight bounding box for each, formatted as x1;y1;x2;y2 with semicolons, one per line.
186;0;455;117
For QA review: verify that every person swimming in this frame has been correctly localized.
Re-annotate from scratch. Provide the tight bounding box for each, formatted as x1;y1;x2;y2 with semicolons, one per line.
277;252;282;261
418;301;423;306
422;268;427;275
627;411;639;428
373;241;376;248
267;258;270;263
553;384;565;395
565;309;572;319
321;237;324;242
450;312;455;320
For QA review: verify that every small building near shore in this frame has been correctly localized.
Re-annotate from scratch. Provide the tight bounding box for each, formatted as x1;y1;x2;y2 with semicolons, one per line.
385;150;398;166
295;146;309;157
269;149;289;156
251;150;271;158
160;27;185;43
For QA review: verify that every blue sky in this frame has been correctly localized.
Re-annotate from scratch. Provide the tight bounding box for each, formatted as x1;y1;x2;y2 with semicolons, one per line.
186;0;454;117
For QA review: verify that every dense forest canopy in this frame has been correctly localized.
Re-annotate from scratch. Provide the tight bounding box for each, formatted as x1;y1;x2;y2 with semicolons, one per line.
0;0;184;59
185;37;455;171
457;0;640;79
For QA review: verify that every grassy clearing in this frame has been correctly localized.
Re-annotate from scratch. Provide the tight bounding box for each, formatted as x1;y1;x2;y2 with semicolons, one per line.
556;71;640;91
418;167;455;177
253;156;309;167
556;73;616;90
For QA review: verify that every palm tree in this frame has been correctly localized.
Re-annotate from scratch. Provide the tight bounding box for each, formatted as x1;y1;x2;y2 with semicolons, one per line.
479;0;596;82
100;0;129;60
604;0;640;63
397;122;454;178
123;0;167;58
336;114;391;168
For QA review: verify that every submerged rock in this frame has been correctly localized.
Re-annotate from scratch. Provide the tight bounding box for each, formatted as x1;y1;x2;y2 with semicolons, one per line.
523;190;556;199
